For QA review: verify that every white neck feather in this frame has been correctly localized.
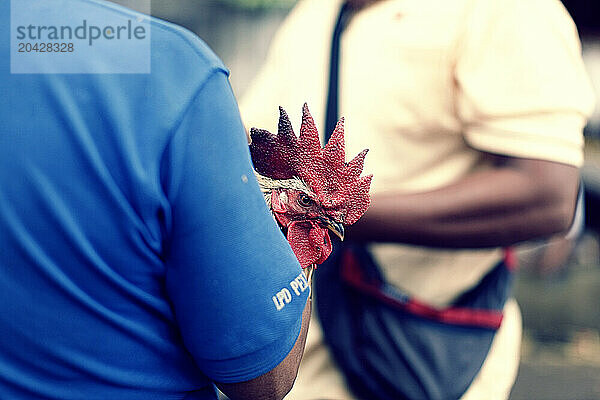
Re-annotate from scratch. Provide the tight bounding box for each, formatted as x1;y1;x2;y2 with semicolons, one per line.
254;172;312;210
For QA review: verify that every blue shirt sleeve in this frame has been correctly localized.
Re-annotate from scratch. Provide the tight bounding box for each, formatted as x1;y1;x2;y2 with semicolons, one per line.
163;70;309;383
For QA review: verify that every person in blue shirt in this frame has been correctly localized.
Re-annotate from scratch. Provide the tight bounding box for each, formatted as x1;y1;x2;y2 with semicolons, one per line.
0;1;311;399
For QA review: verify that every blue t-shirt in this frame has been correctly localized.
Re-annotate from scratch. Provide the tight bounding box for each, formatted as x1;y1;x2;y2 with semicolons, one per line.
0;1;309;399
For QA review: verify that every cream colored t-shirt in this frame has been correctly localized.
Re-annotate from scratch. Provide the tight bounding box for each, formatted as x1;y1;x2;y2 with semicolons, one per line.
241;0;595;307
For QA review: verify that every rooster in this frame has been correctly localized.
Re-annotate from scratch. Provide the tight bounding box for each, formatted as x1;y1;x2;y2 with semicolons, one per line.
249;104;372;277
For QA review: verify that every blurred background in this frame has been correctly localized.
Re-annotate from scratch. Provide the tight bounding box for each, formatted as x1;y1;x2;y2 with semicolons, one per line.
117;1;600;398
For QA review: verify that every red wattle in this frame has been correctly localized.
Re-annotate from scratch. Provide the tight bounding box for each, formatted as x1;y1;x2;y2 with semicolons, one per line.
286;220;332;269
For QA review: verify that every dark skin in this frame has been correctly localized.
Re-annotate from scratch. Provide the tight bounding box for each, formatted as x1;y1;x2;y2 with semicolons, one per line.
216;297;311;400
351;155;580;248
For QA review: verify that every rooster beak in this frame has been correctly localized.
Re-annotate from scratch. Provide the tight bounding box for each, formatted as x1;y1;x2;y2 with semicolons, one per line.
326;220;345;242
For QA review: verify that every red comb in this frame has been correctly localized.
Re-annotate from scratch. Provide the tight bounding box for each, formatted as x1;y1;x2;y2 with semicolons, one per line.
250;104;372;225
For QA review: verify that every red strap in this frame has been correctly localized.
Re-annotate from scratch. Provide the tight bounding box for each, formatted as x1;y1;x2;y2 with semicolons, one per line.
503;247;519;271
341;251;504;330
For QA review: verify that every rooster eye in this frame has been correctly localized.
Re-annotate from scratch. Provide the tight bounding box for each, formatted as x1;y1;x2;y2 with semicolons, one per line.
297;193;314;208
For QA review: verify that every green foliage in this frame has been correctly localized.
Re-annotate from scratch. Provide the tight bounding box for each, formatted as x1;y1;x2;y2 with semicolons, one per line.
217;0;297;10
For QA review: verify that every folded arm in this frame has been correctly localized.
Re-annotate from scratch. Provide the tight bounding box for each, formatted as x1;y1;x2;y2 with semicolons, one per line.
350;155;580;248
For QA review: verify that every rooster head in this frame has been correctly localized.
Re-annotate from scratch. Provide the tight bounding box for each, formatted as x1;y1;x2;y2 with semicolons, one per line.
249;104;372;268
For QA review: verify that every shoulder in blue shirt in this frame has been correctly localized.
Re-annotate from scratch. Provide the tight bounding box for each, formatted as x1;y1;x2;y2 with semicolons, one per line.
0;1;307;399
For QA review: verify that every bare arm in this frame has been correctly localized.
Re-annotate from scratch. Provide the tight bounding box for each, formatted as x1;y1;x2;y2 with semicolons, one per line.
216;297;312;400
350;156;580;248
